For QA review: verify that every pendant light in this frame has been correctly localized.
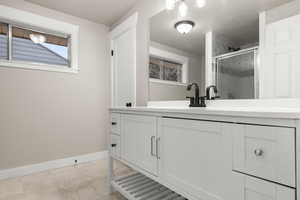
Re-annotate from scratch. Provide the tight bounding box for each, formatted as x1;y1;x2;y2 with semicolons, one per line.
166;0;206;16
178;1;188;17
196;0;206;8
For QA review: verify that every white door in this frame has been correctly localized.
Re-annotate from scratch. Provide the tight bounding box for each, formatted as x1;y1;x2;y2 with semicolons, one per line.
110;13;137;107
158;118;239;200
262;14;300;98
121;114;158;176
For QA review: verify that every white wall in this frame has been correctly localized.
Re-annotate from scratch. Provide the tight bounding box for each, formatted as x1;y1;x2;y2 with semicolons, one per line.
149;82;188;101
266;0;300;24
0;1;110;170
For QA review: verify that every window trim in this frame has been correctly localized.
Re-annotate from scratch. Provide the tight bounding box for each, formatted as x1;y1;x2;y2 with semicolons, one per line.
149;46;189;84
149;78;188;86
0;5;79;73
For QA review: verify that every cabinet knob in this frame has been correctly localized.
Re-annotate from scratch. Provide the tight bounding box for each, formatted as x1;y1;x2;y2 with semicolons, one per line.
111;144;117;148
111;122;117;126
254;149;264;156
126;102;132;107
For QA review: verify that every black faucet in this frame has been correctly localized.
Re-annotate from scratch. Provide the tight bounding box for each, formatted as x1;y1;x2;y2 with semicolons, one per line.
206;85;219;100
186;83;206;107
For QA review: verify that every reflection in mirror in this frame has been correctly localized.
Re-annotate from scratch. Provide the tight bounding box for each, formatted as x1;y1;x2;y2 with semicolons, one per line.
149;0;294;102
211;9;259;99
149;8;205;101
215;48;258;99
149;56;183;83
214;48;259;100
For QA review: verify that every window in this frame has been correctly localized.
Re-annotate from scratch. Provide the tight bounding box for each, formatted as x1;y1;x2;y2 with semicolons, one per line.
0;22;8;60
0;5;79;73
149;56;183;82
0;23;70;67
12;26;69;66
149;46;188;85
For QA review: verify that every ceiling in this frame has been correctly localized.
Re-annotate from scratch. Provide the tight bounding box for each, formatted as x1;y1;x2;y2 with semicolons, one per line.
25;0;140;26
150;0;293;56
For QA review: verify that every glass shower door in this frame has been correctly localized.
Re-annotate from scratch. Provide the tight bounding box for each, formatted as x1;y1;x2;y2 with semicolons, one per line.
215;48;258;99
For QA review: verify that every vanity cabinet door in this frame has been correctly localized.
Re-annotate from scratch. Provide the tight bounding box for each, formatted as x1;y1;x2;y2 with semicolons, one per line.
236;175;295;200
121;114;158;176
158;118;236;200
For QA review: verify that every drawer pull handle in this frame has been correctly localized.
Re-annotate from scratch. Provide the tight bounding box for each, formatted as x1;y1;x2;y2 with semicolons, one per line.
150;136;156;157
254;149;264;156
156;138;160;159
111;144;117;148
111;122;117;125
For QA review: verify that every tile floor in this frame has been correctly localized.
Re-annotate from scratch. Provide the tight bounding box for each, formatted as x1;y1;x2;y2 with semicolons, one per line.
0;159;130;200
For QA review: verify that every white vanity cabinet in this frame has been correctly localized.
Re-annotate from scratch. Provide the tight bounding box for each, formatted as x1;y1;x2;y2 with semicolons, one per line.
110;110;298;200
120;114;159;176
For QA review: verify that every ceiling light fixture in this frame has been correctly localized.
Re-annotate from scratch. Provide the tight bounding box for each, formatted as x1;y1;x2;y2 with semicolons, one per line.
178;1;188;17
166;0;206;16
29;33;46;44
196;0;206;8
166;0;176;10
175;20;195;34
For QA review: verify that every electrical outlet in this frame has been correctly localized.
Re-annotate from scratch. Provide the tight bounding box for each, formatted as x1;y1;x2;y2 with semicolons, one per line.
74;159;78;168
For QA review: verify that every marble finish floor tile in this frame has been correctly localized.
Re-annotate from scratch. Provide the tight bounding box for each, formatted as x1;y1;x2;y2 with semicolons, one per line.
0;159;130;200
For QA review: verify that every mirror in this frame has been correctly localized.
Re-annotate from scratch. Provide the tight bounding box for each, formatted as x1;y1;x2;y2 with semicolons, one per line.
149;7;205;101
148;0;294;101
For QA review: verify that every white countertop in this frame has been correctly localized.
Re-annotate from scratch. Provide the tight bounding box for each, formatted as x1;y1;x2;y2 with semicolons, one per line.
110;106;300;120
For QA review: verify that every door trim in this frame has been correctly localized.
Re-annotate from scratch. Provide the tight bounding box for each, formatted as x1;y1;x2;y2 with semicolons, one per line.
110;12;138;107
259;11;266;99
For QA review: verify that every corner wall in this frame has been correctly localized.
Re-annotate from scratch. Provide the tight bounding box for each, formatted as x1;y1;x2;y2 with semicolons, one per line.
0;1;110;170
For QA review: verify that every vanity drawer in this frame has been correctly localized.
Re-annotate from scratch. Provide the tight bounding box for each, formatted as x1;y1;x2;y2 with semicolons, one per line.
110;113;121;135
110;134;121;159
237;174;295;200
233;124;295;187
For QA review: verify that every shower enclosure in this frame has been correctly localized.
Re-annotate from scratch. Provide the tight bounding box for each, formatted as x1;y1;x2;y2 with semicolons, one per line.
214;47;259;99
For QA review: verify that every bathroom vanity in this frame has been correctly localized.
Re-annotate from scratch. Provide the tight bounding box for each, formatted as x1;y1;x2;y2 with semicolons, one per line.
108;0;300;199
109;105;300;200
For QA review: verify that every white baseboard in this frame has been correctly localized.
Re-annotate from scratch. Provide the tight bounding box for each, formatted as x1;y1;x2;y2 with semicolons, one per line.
0;151;108;180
